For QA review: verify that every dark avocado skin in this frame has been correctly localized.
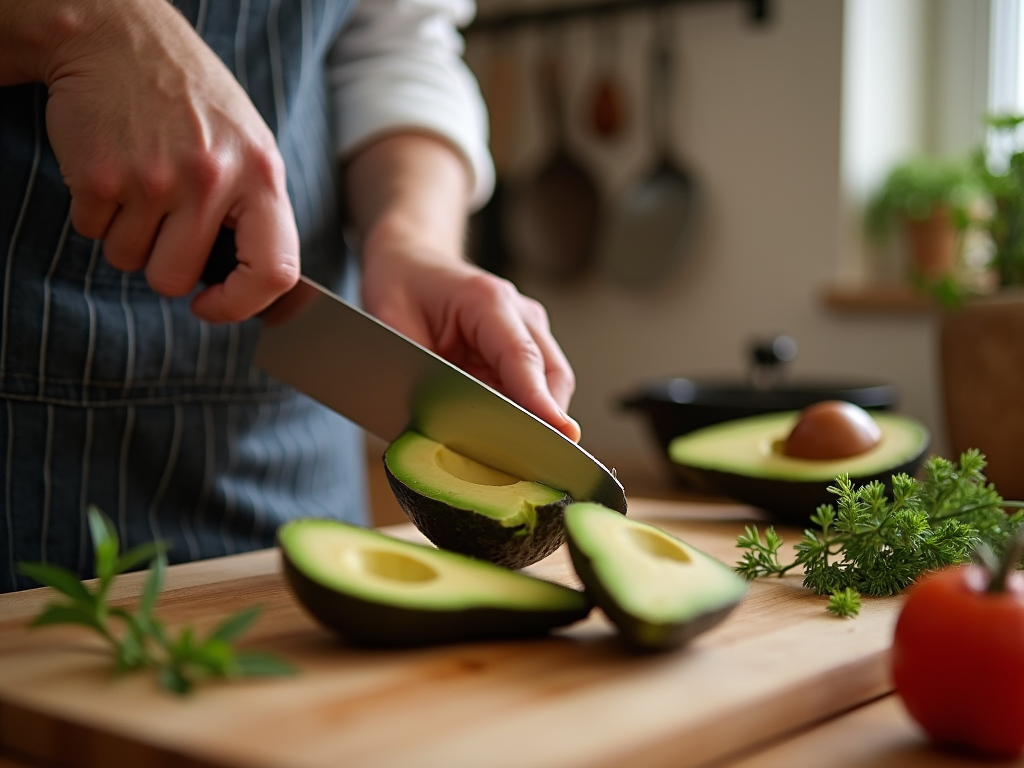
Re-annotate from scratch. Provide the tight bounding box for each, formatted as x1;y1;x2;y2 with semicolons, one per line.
565;535;740;653
384;462;570;569
281;550;591;647
675;453;927;526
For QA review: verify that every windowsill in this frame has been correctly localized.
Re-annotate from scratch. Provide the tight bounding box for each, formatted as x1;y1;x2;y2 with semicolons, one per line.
821;282;937;314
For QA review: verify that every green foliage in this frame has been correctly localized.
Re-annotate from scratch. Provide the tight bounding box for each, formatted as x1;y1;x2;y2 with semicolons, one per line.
868;113;1024;299
827;588;861;618
866;156;980;240
18;507;295;695
735;452;1024;614
974;114;1024;287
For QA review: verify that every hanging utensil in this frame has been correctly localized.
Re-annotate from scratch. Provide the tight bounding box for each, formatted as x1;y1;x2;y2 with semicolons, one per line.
596;7;700;289
468;30;520;276
588;15;627;141
504;25;601;283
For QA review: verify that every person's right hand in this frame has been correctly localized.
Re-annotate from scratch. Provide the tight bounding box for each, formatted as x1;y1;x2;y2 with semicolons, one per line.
39;0;300;322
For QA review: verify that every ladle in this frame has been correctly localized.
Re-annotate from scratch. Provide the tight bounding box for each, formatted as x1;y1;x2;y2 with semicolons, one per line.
597;7;699;289
504;26;601;283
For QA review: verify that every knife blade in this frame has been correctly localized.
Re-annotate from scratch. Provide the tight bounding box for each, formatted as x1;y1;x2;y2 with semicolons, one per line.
203;234;627;513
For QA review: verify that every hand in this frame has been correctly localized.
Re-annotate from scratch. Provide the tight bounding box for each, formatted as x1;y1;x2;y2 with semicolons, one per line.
347;133;579;441
38;0;300;321
361;246;581;443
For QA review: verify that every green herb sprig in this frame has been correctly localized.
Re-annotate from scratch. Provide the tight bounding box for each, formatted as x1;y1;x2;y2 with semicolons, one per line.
827;588;862;618
18;507;295;695
736;451;1024;610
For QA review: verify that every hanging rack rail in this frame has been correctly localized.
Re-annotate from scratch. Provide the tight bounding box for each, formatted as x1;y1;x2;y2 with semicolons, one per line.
467;0;769;33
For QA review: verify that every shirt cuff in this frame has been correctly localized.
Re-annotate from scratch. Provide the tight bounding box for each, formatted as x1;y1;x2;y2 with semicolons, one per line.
330;50;495;209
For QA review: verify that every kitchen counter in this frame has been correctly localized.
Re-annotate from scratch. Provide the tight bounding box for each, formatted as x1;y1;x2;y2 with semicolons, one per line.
0;497;1018;768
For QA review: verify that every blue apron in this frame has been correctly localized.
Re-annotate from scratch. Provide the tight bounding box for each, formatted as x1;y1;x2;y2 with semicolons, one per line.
0;0;367;592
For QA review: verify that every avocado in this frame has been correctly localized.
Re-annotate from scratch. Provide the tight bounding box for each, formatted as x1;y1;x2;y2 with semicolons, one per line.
564;502;747;652
668;409;930;523
278;518;591;647
383;431;571;569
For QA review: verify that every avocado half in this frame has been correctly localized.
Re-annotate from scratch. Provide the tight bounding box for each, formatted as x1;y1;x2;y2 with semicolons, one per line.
668;410;930;524
383;431;571;569
278;518;591;647
564;502;747;652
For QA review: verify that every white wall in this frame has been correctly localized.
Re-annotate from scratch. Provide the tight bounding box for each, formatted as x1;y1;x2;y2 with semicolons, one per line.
466;0;984;492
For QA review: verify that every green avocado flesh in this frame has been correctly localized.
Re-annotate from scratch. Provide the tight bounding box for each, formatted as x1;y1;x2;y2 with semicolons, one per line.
564;503;747;652
278;518;591;647
383;431;571;569
667;410;930;523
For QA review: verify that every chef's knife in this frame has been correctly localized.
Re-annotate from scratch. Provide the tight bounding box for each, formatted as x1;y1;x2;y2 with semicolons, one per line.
203;232;627;513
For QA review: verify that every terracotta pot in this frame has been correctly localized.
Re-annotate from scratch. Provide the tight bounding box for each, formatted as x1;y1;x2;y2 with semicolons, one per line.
939;289;1024;499
905;205;958;281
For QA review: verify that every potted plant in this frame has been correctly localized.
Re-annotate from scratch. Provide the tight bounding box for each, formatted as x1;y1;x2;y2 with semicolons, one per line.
866;155;982;298
939;114;1024;498
973;115;1024;286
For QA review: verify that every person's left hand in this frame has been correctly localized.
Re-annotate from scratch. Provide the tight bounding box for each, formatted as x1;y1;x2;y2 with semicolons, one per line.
360;244;581;443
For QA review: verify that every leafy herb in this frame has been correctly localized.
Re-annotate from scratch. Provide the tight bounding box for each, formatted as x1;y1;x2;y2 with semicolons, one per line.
735;451;1024;610
827;588;861;618
18;507;295;695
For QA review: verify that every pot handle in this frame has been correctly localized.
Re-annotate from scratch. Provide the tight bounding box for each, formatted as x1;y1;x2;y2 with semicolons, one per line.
749;335;797;391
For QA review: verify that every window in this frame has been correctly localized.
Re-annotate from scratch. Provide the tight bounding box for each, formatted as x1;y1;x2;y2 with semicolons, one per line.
988;0;1024;170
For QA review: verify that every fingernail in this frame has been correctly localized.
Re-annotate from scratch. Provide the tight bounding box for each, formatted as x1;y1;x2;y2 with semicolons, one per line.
559;410;581;440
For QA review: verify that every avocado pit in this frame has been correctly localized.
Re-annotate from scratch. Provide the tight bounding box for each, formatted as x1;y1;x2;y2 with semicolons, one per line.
780;400;882;460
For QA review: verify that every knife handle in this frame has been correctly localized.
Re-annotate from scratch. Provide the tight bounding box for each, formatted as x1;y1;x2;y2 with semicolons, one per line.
200;227;241;286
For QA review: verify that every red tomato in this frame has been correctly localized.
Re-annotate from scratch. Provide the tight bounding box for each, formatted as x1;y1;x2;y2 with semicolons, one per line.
892;564;1024;758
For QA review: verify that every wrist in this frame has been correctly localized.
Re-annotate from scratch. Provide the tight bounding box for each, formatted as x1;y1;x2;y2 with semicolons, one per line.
361;211;466;274
345;132;472;267
0;0;89;84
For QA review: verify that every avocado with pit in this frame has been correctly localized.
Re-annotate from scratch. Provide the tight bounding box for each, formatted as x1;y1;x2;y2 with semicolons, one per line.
668;408;930;524
383;431;571;569
278;518;591;647
564;502;747;652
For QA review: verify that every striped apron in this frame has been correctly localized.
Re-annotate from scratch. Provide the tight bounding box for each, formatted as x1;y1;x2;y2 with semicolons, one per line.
0;0;367;592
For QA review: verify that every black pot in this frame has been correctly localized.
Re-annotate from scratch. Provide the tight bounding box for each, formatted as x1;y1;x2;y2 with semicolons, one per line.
620;377;899;488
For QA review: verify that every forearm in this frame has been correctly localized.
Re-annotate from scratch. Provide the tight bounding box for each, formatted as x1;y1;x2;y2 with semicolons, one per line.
345;132;473;269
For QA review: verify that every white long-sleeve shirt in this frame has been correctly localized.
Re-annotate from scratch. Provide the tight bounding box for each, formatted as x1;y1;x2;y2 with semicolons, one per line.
329;0;495;208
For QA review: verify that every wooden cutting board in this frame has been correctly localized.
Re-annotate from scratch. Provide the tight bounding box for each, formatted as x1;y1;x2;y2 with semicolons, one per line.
0;498;904;768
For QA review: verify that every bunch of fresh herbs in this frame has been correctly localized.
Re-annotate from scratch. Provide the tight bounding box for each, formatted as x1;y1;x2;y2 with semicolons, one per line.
18;507;295;694
735;451;1024;617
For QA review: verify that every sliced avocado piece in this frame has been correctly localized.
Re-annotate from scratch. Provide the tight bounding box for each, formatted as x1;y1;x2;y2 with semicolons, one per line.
668;410;930;524
383;431;571;569
564;503;747;652
278;518;590;647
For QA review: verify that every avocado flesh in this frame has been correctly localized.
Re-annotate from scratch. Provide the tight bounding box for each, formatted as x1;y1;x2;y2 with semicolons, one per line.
668;410;930;523
564;503;747;652
384;431;571;569
278;518;590;647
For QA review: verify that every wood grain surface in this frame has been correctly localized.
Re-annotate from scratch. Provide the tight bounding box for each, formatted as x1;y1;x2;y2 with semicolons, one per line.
724;694;1024;768
0;499;903;768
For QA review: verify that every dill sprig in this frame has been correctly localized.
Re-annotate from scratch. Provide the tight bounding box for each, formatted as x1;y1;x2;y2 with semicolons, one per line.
827;587;862;618
735;450;1024;602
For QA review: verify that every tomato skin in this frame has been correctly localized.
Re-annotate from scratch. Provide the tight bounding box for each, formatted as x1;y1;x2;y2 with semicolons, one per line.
892;564;1024;758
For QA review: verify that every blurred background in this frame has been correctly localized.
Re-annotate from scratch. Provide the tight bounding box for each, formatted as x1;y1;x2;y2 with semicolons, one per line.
448;0;1017;496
